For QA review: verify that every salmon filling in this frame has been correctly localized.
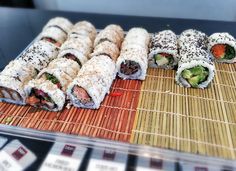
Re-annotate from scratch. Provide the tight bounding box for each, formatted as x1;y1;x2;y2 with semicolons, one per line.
26;89;56;110
41;37;61;47
0;86;23;101
63;53;82;67
72;85;94;106
120;60;141;76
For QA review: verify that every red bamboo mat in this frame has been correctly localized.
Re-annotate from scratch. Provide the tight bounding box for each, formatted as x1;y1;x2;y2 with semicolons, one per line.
0;78;142;142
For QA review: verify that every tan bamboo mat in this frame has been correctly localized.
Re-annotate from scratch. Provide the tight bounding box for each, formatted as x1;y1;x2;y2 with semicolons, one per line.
130;63;236;160
0;79;142;142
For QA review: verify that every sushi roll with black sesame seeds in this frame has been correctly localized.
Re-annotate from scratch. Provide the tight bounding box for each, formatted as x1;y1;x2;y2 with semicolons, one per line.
0;60;37;105
148;30;178;69
208;32;236;63
18;40;59;72
67;55;117;109
176;29;215;89
116;27;150;80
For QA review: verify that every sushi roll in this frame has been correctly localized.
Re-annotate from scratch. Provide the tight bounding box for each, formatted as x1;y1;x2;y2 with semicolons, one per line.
90;41;120;61
176;29;215;88
43;17;73;35
116;27;150;80
18;40;59;72
94;24;124;49
148;30;178;69
40;17;73;47
208;32;236;63
25;78;65;111
67;55;117;109
0;60;37;104
37;58;80;91
121;27;150;51
58;37;91;66
69;21;97;41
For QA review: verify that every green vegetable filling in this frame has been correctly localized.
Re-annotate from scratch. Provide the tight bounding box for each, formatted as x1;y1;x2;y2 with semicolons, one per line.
45;73;60;85
154;54;174;66
225;45;235;60
182;66;209;88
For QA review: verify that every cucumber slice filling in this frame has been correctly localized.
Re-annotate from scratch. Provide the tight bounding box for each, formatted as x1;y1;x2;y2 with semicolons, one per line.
154;54;174;66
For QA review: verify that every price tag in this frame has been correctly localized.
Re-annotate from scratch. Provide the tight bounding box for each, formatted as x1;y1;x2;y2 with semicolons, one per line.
180;161;219;171
0;140;37;171
86;148;127;171
136;156;175;171
0;136;7;149
39;142;87;171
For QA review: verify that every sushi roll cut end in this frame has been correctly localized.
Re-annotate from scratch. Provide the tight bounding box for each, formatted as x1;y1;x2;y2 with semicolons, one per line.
120;60;141;78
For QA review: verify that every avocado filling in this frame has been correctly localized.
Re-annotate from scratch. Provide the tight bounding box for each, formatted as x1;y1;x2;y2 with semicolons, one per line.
44;73;62;89
64;53;82;67
154;53;174;66
181;66;209;87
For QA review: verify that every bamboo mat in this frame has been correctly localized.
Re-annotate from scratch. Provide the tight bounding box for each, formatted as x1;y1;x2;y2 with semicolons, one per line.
0;63;236;159
0;79;142;142
130;63;236;160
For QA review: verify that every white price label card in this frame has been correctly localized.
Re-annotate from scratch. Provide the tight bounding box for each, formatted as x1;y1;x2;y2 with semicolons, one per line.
0;139;37;171
39;142;87;171
86;148;127;171
0;137;7;149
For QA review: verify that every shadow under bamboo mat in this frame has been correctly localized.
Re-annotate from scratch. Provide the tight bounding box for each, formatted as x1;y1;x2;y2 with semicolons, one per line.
130;63;236;160
0;79;142;142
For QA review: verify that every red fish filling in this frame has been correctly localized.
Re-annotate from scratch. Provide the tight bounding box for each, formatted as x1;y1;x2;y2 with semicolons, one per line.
72;85;94;106
63;53;82;67
26;89;57;110
120;60;141;75
41;37;61;47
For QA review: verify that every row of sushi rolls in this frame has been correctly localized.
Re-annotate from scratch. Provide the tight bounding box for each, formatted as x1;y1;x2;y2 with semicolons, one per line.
0;17;235;111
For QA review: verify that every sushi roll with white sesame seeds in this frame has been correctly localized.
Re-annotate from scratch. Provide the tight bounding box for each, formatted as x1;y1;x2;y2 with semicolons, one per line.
176;29;215;89
148;30;178;69
40;17;73;47
0;60;37;105
208;32;236;63
67;55;117;109
116;27;150;80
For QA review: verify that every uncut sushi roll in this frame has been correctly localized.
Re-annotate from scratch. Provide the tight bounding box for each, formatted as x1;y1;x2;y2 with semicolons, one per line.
176;29;215;88
69;21;97;41
148;30;178;69
208;32;236;63
18;40;59;72
0;60;37;105
116;27;150;80
67;55;117;109
25;78;65;111
40;17;73;47
25;58;80;111
94;24;124;49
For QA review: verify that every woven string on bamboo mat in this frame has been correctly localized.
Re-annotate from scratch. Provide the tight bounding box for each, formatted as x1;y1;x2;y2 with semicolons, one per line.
0;79;142;142
130;63;236;160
